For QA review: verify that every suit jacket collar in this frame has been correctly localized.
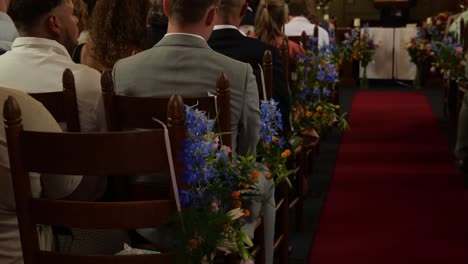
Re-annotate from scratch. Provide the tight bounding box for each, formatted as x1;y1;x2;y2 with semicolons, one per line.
156;34;211;49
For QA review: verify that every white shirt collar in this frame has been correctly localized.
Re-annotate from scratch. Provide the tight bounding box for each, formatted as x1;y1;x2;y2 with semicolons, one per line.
289;16;311;24
164;32;205;41
213;25;246;36
11;37;70;59
213;25;239;31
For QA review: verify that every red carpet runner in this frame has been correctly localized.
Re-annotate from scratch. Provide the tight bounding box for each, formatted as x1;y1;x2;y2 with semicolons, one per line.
308;91;468;264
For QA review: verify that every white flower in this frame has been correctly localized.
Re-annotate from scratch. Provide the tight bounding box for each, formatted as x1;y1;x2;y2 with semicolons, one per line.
227;208;244;220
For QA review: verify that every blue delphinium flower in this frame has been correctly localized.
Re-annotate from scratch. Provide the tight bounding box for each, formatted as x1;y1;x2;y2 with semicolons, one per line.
260;99;283;144
185;105;214;136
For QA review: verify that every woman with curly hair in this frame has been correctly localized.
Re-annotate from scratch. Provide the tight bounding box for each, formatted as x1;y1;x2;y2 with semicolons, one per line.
78;0;150;71
250;0;304;61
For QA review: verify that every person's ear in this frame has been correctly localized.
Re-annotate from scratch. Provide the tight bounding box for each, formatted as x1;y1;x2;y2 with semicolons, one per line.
240;2;248;18
47;15;61;37
205;5;216;26
163;0;170;17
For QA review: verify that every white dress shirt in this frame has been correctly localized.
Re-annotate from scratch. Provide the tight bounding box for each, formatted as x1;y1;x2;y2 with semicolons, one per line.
285;16;330;48
0;37;104;132
0;12;18;51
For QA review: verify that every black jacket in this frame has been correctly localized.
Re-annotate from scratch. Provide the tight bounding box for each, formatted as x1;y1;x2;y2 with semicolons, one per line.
208;28;291;131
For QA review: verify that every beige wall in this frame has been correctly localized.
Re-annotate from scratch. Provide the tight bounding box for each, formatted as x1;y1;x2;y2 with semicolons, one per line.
326;0;460;27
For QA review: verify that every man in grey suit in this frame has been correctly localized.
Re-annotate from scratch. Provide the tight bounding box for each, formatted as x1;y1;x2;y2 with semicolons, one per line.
113;0;275;261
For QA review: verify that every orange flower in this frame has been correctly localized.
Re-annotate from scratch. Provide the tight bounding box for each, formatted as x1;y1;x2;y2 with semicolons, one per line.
316;106;323;112
233;200;241;208
243;209;250;218
231;191;240;200
322;113;328;119
281;149;291;158
188;239;199;249
313;112;321;118
251;170;260;179
272;136;279;144
306;111;313;117
265;172;272;180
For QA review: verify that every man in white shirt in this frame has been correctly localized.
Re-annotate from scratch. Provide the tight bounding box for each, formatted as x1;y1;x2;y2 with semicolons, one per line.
0;0;108;261
0;0;18;52
0;0;104;132
285;0;329;48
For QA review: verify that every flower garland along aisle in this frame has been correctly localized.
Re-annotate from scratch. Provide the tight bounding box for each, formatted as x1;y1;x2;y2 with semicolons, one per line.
168;101;292;263
341;26;378;89
406;28;432;89
293;40;349;137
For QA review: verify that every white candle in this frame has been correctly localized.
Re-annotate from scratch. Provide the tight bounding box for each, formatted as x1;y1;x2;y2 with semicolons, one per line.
324;14;330;22
354;18;361;27
426;17;432;25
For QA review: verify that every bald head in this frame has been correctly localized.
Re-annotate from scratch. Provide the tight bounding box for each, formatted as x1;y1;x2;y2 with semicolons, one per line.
215;0;247;26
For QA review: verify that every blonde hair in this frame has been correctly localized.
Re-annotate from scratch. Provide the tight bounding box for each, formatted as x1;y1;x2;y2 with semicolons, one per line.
254;0;287;46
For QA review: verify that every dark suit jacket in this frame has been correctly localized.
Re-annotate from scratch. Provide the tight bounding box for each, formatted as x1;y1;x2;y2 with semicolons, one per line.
208;28;291;131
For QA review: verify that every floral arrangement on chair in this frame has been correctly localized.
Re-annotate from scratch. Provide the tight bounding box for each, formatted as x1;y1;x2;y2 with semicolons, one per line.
406;28;432;89
170;100;291;263
257;99;296;187
293;45;349;136
430;34;466;82
427;12;452;41
169;106;257;263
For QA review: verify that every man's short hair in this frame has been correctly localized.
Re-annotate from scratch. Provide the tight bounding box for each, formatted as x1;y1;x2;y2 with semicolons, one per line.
287;0;308;17
167;0;220;24
8;0;65;32
217;0;244;20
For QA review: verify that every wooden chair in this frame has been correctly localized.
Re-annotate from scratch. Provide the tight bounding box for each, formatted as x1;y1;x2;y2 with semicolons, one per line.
100;73;265;263
252;50;273;100
3;94;185;264
101;71;230;198
28;68;80;132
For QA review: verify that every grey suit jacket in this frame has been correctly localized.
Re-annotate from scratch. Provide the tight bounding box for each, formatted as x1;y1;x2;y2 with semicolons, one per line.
113;34;261;155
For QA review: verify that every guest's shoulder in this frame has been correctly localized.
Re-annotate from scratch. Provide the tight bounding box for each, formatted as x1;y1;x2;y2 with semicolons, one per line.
210;48;248;67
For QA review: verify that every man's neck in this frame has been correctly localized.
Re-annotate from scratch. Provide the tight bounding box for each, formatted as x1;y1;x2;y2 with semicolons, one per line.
0;0;9;12
167;23;210;41
214;17;241;28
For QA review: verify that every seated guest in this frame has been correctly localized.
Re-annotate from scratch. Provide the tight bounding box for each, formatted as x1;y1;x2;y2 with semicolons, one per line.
0;0;122;256
113;0;274;255
0;0;104;132
239;0;256;35
251;0;305;62
0;0;18;52
284;0;329;47
145;0;168;49
78;0;150;72
208;0;291;132
449;1;468;40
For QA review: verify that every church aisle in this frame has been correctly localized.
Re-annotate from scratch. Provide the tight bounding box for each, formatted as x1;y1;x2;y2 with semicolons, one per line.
308;91;468;264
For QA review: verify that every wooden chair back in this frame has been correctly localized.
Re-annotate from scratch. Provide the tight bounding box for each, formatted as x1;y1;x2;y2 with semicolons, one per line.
279;37;290;83
3;95;185;264
252;50;273;101
101;71;231;149
28;69;80;132
288;31;308;49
